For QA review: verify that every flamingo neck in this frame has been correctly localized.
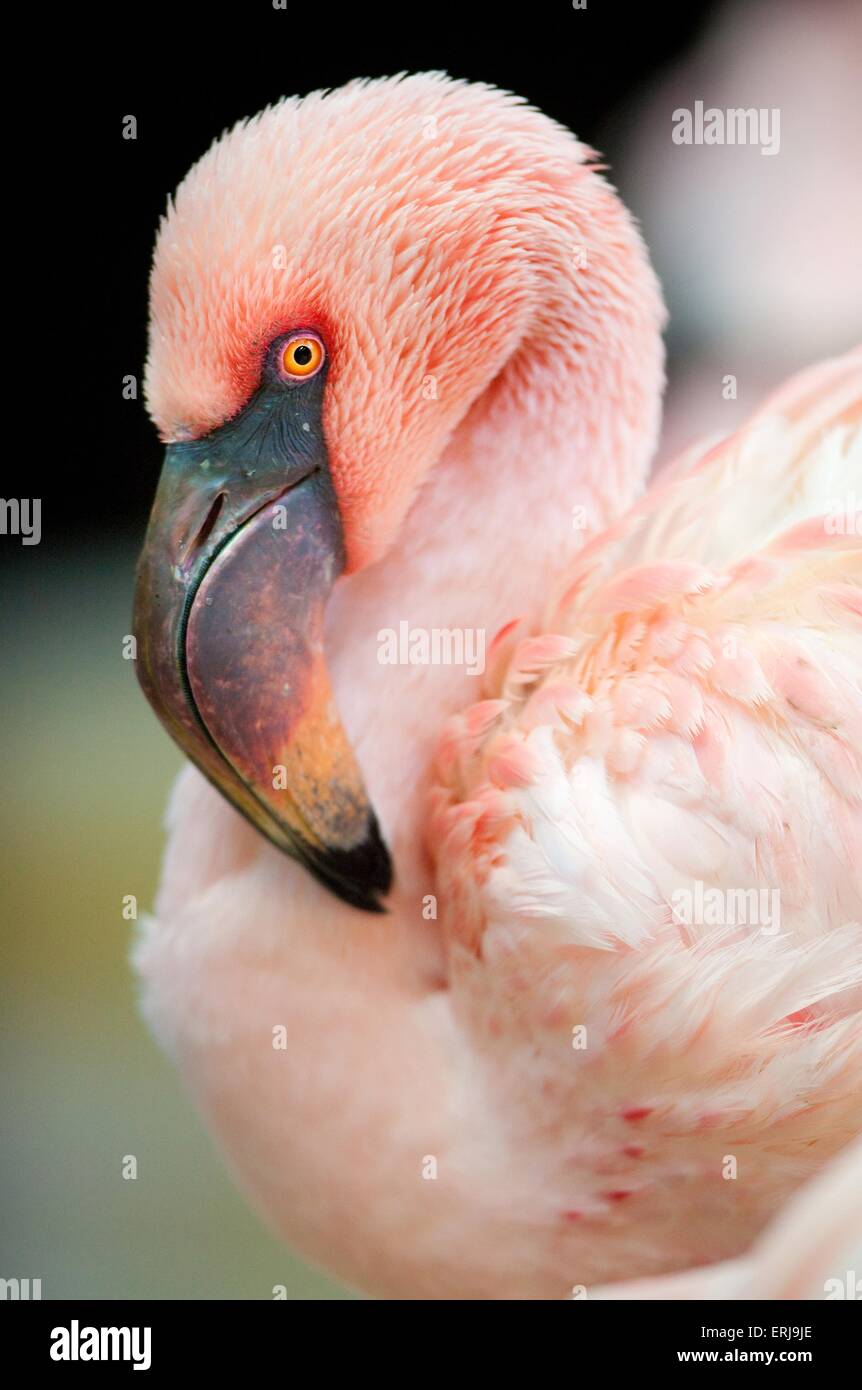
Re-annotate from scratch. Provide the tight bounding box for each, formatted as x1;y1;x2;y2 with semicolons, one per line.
326;291;663;911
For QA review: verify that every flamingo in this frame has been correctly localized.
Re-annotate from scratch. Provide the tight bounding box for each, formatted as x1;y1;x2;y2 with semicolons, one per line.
132;74;862;1299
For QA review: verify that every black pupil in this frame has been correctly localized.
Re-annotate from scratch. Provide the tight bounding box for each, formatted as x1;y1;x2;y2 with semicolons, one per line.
293;344;313;366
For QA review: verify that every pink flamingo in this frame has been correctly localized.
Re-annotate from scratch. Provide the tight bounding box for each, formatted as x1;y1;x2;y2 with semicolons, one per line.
132;75;862;1299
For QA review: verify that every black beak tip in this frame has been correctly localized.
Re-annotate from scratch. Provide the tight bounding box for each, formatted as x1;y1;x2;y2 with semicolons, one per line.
300;813;393;915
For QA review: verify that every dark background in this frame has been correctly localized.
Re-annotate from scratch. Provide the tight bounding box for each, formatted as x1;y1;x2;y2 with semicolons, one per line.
102;2;718;546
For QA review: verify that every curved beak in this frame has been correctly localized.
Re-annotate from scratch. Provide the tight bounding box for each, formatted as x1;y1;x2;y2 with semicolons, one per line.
132;372;391;912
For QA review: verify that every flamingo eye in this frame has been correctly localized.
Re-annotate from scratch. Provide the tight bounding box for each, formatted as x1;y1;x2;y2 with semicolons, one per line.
279;333;325;381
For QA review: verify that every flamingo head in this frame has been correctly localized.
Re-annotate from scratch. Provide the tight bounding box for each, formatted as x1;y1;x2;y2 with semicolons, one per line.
133;73;663;912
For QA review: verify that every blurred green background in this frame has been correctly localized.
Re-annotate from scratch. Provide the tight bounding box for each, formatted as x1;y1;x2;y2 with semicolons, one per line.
0;541;353;1299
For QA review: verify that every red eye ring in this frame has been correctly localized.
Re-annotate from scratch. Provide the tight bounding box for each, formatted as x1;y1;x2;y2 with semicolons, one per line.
278;332;325;381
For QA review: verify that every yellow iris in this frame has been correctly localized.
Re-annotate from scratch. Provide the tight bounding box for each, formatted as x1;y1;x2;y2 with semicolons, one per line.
281;335;324;378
